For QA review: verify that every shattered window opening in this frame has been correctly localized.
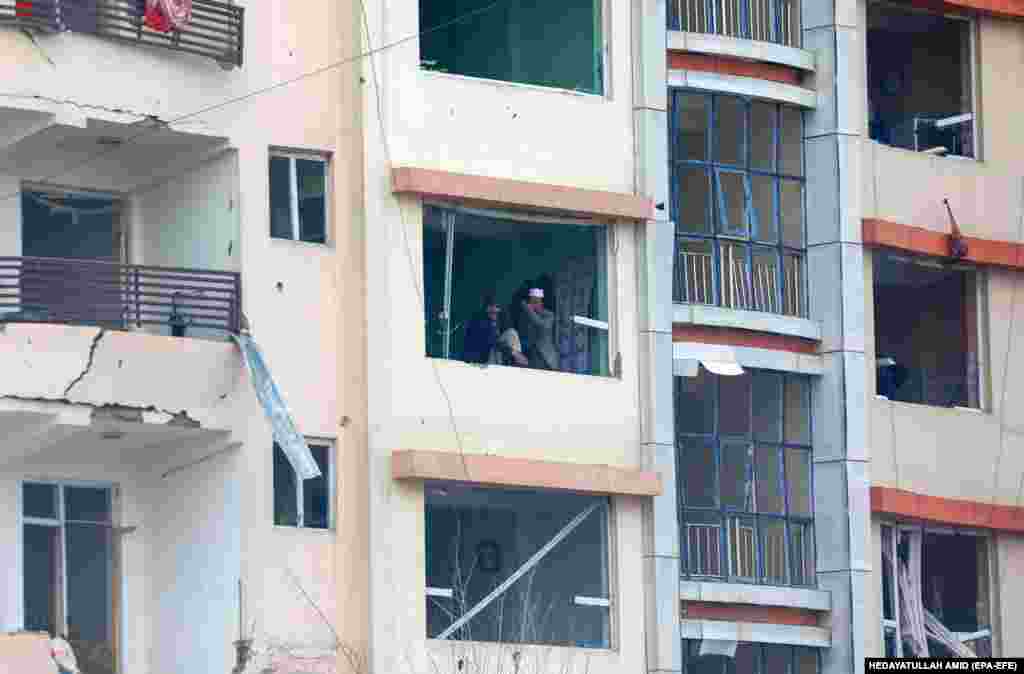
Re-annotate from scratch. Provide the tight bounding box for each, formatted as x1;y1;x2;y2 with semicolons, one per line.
880;523;993;658
867;2;976;158
873;250;982;408
273;442;331;530
425;483;612;648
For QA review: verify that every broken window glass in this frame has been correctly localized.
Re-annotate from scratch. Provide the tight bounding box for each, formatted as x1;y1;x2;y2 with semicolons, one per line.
880;526;993;657
670;90;806;317
677;370;815;586
867;3;975;158
424;484;610;647
274;441;331;529
422;205;610;376
419;0;604;94
873;251;980;408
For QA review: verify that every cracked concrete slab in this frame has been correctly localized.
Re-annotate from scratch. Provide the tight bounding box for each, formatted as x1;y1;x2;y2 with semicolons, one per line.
0;323;244;428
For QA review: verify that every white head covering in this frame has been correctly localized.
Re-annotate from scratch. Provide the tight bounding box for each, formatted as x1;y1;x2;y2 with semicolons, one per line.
528;288;544;299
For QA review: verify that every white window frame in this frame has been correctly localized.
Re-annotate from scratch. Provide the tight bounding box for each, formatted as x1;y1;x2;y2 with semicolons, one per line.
421;200;618;376
268;149;331;244
274;439;334;530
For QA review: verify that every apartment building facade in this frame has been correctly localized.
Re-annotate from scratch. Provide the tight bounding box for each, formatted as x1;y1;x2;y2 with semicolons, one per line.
2;0;1024;671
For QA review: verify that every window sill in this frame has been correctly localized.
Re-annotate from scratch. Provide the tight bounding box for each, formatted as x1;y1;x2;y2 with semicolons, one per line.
272;524;334;534
868;140;979;164
681;619;830;647
874;396;985;416
679;579;830;612
420;69;607;102
425;637;616;655
429;357;621;383
673;303;821;341
269;236;332;250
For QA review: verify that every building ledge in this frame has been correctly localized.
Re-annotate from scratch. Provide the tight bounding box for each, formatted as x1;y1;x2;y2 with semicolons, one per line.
391;166;653;221
681;619;831;648
680;580;831;612
668;68;816;109
392;449;662;496
674;304;821;341
668;31;815;72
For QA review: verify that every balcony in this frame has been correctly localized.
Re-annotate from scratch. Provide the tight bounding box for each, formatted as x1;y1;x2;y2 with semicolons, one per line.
0;256;242;336
674;238;805;317
0;0;244;68
669;0;800;48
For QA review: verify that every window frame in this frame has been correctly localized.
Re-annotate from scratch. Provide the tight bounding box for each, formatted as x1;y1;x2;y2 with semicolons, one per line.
17;480;117;643
670;90;807;318
675;369;816;587
273;440;334;531
421;201;618;377
423;482;616;649
268;149;331;245
865;1;980;160
682;639;821;674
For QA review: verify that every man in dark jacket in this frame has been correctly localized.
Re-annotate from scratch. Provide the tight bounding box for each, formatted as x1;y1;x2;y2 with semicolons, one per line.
462;296;501;364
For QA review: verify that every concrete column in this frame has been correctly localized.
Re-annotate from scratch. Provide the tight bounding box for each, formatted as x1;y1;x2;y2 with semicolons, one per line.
632;0;679;671
803;0;872;671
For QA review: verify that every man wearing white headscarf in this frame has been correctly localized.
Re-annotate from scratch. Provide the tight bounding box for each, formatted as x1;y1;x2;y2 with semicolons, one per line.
520;287;559;370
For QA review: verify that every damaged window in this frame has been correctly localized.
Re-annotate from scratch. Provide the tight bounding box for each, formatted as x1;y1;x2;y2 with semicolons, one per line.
867;4;976;158
880;525;992;657
671;90;806;317
269;151;329;244
873;250;981;408
676;368;815;586
423;205;611;376
419;0;604;94
273;442;331;529
425;483;611;647
22;482;116;674
683;640;819;674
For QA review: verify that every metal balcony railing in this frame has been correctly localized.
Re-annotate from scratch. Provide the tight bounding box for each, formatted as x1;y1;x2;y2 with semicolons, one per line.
0;0;244;67
0;256;242;335
674;243;805;317
669;0;800;48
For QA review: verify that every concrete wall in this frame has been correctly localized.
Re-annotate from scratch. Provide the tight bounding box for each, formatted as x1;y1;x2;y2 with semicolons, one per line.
146;449;241;674
133;151;240;273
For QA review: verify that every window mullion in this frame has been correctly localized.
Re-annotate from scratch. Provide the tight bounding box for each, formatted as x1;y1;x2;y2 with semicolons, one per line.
296;473;305;528
289;157;300;241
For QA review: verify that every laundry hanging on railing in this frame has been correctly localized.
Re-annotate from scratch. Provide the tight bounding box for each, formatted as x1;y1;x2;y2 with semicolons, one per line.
143;0;192;32
232;334;321;481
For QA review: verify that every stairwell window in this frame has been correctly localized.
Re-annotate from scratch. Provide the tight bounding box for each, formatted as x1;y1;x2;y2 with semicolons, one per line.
676;368;814;586
269;151;329;244
671;90;806;317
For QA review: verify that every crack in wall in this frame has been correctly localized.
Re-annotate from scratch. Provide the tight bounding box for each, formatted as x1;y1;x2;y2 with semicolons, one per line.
62;329;106;398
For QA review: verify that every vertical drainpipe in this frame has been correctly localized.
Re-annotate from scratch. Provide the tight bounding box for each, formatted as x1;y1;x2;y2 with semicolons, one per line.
631;0;680;671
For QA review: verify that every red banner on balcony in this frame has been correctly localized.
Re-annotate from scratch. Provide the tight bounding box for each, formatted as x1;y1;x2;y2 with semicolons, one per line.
15;0;31;18
143;0;191;32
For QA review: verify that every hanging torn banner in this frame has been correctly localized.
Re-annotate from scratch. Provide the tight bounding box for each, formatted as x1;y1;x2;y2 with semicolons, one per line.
233;334;321;481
